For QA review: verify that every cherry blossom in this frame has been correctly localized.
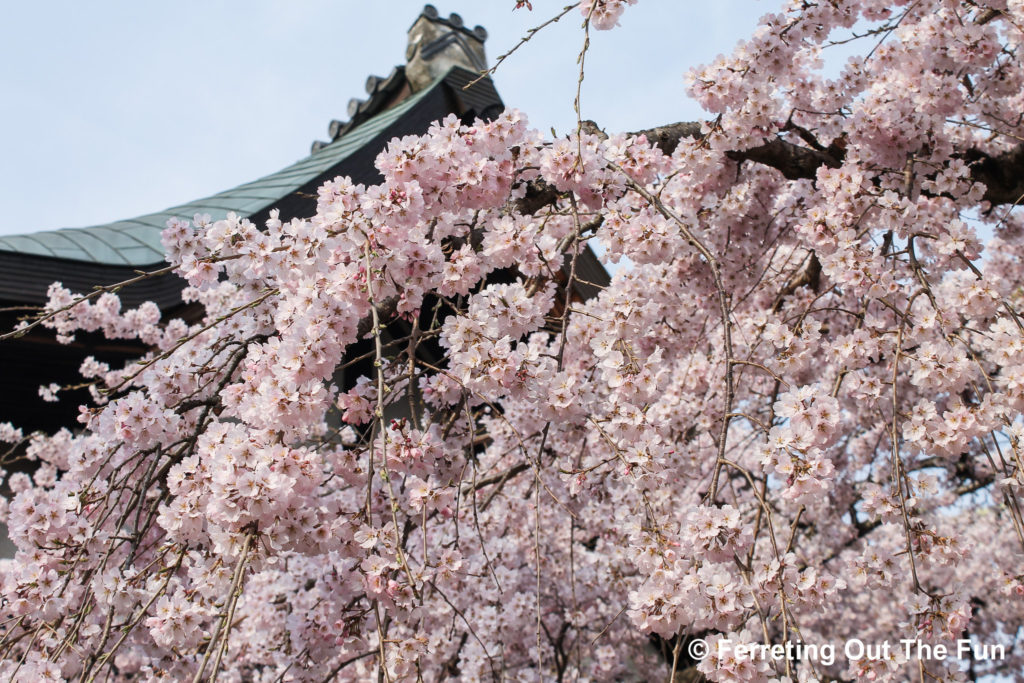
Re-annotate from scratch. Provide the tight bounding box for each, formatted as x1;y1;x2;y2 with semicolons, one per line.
2;1;1024;680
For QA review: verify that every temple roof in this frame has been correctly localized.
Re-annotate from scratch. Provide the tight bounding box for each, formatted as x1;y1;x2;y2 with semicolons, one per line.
0;4;497;268
0;66;504;310
0;79;441;266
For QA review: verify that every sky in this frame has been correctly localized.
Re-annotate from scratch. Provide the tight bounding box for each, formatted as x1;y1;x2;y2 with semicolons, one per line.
0;1;769;237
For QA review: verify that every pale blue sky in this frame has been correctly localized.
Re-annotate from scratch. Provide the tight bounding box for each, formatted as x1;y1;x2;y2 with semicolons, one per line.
0;1;768;237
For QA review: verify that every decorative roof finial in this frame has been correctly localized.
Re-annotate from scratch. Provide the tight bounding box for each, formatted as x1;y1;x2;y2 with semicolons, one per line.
405;5;488;92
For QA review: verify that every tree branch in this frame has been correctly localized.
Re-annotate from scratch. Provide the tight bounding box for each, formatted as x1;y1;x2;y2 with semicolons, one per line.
632;121;1024;207
725;136;843;180
962;143;1024;206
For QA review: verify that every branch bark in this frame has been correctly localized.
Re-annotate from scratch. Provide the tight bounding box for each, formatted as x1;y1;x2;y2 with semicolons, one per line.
962;143;1024;205
725;136;843;180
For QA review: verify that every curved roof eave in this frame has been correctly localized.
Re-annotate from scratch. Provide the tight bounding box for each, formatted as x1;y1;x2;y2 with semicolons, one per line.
0;77;441;266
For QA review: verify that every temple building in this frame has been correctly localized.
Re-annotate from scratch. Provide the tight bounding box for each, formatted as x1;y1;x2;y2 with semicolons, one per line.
0;5;608;435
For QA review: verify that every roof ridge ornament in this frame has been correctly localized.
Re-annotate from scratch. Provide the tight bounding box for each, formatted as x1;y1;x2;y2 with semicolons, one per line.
312;7;489;153
405;5;488;93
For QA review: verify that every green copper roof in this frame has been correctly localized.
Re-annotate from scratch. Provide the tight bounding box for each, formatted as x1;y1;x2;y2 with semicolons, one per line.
0;82;437;266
